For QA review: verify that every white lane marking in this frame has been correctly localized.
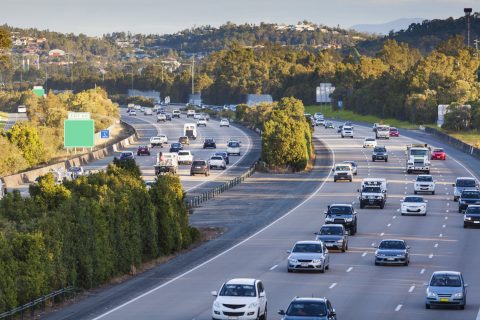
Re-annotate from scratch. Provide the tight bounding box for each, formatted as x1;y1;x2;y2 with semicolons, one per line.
90;129;336;320
404;192;407;194
395;304;403;312
439;233;443;237
446;210;449;213
396;209;400;212
371;242;376;247
429;253;434;259
346;267;353;273
329;283;337;289
445;217;448;220
387;223;391;227
446;203;450;207
269;264;278;271
362;252;368;257
380;232;385;236
442;224;446;228
420;268;426;274
409;285;415;293
476;306;480;320
434;243;439;248
404;186;408;189
393;216;397;219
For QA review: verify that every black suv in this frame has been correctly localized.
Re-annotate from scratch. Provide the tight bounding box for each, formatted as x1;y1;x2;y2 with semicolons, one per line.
279;297;336;320
459;190;480;213
464;205;480;228
203;138;216;149
372;146;388;162
324;204;357;235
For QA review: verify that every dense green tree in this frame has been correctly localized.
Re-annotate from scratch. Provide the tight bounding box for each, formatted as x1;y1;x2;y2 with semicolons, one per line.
7;122;47;166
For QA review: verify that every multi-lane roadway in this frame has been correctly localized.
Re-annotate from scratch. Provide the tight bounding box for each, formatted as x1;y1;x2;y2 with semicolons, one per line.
60;120;480;320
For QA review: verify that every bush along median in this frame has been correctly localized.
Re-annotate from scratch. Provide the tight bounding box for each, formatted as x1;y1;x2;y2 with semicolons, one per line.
235;97;314;172
0;159;199;313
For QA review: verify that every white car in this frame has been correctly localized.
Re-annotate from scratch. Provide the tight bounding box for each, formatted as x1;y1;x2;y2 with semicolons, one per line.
401;196;427;216
157;114;166;122
194;113;202;119
363;138;377;148
209;155;226;170
177;150;193;165
220;119;230;127
187;109;195;117
150;136;167;147
144;108;153;115
211;278;267;320
140;107;145;112
227;141;241;156
341;126;353;138
314;112;324;120
315;118;325;126
129;110;137;116
414;175;435;195
134;105;141;110
197;118;207;127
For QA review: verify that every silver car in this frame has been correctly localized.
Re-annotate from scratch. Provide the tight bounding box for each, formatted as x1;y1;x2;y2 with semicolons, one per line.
425;271;467;309
453;177;478;201
342;161;358;175
315;224;348;252
287;241;330;273
374;239;410;266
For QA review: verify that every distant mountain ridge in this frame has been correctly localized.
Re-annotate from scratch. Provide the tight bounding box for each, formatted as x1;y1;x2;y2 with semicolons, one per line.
351;18;425;34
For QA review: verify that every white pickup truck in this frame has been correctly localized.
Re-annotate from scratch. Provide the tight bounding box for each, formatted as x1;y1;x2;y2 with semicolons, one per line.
150;136;167;147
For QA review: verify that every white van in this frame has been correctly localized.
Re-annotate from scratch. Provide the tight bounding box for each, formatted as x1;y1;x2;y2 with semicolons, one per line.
17;105;27;113
341;126;354;138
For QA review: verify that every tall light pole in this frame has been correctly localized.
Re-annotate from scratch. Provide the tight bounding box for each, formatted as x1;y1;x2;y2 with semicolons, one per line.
465;8;472;48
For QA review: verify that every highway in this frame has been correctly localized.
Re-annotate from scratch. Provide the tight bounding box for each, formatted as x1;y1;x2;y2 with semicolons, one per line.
69;121;480;320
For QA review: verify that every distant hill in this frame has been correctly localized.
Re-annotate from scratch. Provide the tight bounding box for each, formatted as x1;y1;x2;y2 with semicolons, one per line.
356;14;479;55
351;18;425;34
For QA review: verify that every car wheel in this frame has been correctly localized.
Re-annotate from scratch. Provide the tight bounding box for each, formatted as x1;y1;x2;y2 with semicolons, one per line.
375;261;380;266
404;259;409;266
326;263;329;270
319;264;325;273
432;191;435;195
349;179;352;182
407;170;411;174
459;208;462;213
459;304;465;310
372;158;375;162
385;158;388;162
454;196;458;202
262;305;267;320
401;212;405;216
380;203;385;209
360;202;365;209
333;179;337;182
287;268;293;273
425;304;431;309
341;245;346;253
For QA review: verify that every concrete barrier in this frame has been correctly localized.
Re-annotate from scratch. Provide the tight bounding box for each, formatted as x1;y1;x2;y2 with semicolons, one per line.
2;121;138;188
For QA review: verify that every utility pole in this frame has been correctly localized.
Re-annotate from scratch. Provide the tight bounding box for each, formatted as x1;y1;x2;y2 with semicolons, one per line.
464;8;472;47
191;54;195;95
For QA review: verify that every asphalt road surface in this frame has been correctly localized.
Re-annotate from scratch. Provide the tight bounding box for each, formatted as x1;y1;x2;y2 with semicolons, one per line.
58;120;480;320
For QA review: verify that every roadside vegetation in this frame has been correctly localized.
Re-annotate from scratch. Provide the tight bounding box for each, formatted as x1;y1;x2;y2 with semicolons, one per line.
0;161;199;312
236;97;313;172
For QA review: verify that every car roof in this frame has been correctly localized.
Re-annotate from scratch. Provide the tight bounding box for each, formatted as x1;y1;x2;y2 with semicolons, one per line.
321;224;344;228
467;204;480;208
380;239;405;243
295;240;323;245
291;297;327;303
457;177;476;181
329;203;353;207
404;196;424;200
432;271;462;276
225;278;257;285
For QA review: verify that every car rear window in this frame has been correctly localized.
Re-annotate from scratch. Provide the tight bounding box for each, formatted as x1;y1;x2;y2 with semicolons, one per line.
457;179;476;187
328;206;352;215
192;161;206;166
178;151;189;156
466;206;480;214
228;142;240;147
211;156;223;160
461;191;480;198
404;197;424;202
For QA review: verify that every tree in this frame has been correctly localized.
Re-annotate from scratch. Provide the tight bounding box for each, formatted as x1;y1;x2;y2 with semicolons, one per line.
0;136;28;176
7;122;47;166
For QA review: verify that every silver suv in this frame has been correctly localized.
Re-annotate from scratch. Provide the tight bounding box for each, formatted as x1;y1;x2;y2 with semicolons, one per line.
287;241;330;273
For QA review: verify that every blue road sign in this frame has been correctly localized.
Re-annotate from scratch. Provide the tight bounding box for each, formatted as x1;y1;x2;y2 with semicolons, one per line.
100;130;110;139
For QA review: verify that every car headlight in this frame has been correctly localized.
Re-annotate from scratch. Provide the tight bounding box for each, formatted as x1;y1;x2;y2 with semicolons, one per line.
288;258;298;263
465;217;472;220
452;292;463;299
213;301;221;308
345;218;353;222
337;239;344;243
325;217;334;222
248;301;259;309
426;289;437;298
312;259;323;264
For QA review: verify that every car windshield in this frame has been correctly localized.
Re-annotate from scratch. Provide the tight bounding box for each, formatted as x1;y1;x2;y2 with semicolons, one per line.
328;206;352;215
205;139;214;143
374;147;386;152
461;191;480;198
433;149;444;153
320;226;343;235
178;151;189;156
228;142;240;148
219;284;256;297
336;166;350;171
363;187;381;193
404;197;424;203
292;243;323;253
171;143;180;147
366;138;375;141
211;156;223;160
417;176;433;182
121;152;131;157
343;161;356;167
379;241;406;250
286;302;327;317
430;275;462;287
466;206;480;214
390;128;397;132
192;161;205;166
343;127;352;130
457;179;476;187
410;149;427;156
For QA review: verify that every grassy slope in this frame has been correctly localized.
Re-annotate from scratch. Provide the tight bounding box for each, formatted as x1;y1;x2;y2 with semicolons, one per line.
305;105;480;147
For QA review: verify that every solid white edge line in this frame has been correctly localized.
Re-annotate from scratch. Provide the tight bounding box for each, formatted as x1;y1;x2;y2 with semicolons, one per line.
90;130;336;320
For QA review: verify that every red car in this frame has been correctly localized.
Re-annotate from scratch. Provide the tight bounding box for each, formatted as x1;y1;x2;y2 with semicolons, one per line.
137;146;151;156
431;148;446;160
389;127;400;137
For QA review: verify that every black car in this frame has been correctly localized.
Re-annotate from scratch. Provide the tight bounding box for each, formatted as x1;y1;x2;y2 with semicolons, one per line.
315;224;348;252
203;138;216;149
464;205;480;228
137;145;150;156
324;204;357;235
279;297;336;320
459;190;480;213
190;160;209;176
372;146;388;162
165;113;172;121
337;125;343;133
169;143;183;153
214;151;229;165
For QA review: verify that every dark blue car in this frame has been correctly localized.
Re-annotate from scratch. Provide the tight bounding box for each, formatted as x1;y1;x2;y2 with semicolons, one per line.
279;297;336;320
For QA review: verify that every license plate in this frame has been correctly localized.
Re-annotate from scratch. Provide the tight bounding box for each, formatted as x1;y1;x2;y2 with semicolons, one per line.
387;258;395;261
301;263;309;267
228;317;238;320
439;298;449;302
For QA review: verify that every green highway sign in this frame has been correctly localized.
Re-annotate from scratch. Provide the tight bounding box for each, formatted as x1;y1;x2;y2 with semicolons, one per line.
64;119;95;148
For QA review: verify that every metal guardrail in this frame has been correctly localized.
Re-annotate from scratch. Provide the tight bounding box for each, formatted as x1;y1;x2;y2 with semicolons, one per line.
186;162;257;210
0;286;79;320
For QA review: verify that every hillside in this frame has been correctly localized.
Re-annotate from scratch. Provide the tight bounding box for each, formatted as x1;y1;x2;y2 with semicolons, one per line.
351;18;424;35
356;14;479;55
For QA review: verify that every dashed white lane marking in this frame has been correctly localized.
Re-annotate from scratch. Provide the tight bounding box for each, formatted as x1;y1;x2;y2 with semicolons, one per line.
442;224;446;228
371;242;376;247
329;283;337;289
269;264;278;271
395;304;403;312
446;210;449;213
420;268;426;274
404;186;408;189
447;203;450;207
380;232;385;236
404;192;407;194
445;217;448;220
346;267;353;273
429;253;434;259
387;223;391;227
409;285;415;293
434;243;439;248
362;252;368;257
446;193;449;195
393;216;396;219
439;233;443;237
396;209;400;212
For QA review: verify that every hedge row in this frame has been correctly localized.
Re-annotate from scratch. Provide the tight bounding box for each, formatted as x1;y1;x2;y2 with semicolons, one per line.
235;97;314;171
0;160;198;312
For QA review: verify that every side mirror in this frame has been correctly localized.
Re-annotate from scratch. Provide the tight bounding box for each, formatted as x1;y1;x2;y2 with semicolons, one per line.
357;189;360;192
330;309;336;316
314;232;319;235
325;249;329;254
424;283;429;286
406;246;410;249
382;190;386;193
452;184;455;187
324;211;327;215
400;199;404;202
425;200;428;203
211;291;218;296
331;168;334;172
344;231;349;235
278;310;286;315
259;292;266;297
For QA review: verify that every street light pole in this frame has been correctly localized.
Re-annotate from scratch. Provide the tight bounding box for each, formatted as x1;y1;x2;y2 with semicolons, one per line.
464;8;472;48
191;54;195;95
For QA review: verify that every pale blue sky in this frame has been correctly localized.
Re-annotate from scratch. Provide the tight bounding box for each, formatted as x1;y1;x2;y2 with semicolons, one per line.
1;0;477;36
